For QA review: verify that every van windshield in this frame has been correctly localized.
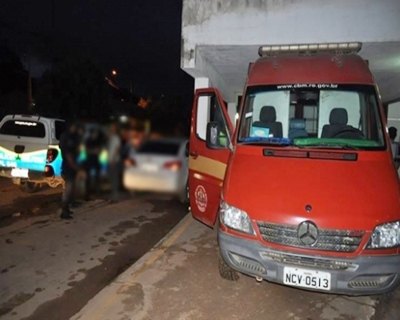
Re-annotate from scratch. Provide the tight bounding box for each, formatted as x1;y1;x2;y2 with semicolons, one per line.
237;84;385;150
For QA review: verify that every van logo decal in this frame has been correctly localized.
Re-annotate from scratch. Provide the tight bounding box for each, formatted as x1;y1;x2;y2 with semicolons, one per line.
297;221;318;246
194;185;207;213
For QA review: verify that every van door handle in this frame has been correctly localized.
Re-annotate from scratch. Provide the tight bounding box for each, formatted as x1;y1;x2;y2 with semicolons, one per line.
189;151;198;159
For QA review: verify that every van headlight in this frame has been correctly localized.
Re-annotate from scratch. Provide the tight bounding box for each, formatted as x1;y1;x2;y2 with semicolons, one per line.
219;201;254;235
367;221;400;249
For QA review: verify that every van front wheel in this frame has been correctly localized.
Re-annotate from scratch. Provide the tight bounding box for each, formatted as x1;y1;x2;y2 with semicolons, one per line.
218;251;239;281
20;182;40;193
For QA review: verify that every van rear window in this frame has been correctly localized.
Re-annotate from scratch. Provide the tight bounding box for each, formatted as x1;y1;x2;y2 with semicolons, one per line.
0;120;46;138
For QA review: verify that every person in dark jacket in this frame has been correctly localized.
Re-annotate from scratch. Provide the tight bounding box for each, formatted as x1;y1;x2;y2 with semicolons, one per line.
83;126;103;200
59;122;81;219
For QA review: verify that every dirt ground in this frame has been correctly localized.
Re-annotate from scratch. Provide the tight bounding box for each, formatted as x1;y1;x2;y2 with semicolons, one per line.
0;178;62;225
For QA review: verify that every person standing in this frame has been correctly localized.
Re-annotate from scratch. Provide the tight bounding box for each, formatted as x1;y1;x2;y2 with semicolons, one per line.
84;127;103;200
107;122;121;202
59;122;80;219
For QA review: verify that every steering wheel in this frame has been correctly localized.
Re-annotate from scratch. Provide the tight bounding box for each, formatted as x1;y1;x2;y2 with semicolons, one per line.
331;128;364;139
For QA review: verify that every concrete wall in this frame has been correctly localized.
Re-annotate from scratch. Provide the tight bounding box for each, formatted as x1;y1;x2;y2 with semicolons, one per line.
181;0;400;104
388;101;400;138
182;0;400;67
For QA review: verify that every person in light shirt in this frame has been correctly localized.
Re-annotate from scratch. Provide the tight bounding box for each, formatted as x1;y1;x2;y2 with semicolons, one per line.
107;122;121;202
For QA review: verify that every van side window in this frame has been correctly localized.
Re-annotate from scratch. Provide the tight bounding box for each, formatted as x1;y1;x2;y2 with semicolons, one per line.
196;94;229;144
0;120;46;138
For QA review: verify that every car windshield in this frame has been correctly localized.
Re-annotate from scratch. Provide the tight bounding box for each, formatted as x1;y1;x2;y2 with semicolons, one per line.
138;140;180;155
237;84;385;150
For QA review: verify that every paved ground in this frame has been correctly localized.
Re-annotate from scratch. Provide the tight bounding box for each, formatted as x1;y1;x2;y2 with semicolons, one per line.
1;177;399;320
73;215;400;320
0;178;188;320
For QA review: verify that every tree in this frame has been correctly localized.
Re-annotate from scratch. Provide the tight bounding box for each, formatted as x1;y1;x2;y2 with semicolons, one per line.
35;55;108;120
0;46;29;118
147;95;191;136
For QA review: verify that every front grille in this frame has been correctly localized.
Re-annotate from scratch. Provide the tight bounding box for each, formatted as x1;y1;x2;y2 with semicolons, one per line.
229;253;266;274
257;222;364;252
260;251;357;271
348;275;394;289
348;280;381;288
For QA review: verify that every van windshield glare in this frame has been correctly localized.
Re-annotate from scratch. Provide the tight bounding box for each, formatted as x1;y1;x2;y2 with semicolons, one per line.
237;85;385;150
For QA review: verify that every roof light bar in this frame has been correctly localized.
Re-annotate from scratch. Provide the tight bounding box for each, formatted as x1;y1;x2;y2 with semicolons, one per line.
258;42;362;57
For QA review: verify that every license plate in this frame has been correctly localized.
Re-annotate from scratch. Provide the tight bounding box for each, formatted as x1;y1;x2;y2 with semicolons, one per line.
141;163;159;172
283;266;331;291
11;168;29;178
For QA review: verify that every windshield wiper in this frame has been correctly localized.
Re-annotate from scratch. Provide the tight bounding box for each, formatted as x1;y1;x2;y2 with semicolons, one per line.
297;143;359;150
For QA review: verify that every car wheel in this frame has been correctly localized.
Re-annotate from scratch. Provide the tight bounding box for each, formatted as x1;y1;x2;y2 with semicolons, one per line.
20;181;40;193
178;181;189;204
218;250;239;281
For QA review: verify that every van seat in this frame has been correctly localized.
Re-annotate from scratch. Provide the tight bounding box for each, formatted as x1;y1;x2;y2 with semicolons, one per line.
252;106;283;138
321;108;350;138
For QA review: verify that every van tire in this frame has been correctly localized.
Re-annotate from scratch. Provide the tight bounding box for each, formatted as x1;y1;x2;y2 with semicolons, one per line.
218;251;239;281
20;182;40;193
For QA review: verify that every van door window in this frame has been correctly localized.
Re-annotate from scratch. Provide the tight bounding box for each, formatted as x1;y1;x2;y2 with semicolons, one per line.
196;94;229;146
0;120;46;138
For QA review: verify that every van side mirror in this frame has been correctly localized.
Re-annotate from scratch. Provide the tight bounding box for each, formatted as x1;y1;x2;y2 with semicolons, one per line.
206;121;229;149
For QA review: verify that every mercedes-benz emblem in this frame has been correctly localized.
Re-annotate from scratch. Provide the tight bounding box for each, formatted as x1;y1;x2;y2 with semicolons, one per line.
297;221;319;246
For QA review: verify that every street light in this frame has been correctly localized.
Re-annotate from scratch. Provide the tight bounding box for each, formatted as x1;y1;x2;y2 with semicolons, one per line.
111;69;117;76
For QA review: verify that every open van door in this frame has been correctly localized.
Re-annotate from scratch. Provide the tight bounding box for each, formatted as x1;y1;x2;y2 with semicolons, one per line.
189;88;234;227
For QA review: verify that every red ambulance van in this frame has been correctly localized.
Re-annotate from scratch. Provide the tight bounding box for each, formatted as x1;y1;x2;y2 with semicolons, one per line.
188;42;400;295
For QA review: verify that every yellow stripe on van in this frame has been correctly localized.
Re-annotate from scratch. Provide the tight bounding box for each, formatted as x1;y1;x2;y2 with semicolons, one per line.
189;155;227;180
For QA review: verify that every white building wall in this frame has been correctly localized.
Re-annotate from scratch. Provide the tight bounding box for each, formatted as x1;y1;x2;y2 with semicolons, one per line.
182;0;400;67
182;0;400;103
388;101;400;137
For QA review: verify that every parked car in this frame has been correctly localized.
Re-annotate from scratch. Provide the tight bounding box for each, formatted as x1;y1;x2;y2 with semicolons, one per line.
123;138;188;202
0;114;65;192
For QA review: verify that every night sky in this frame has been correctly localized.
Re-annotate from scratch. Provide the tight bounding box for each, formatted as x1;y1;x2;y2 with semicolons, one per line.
0;0;193;99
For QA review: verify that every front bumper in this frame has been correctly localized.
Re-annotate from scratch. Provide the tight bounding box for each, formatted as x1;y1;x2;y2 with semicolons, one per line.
218;230;400;295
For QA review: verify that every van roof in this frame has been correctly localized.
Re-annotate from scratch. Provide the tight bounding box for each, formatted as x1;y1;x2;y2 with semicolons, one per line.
247;53;374;87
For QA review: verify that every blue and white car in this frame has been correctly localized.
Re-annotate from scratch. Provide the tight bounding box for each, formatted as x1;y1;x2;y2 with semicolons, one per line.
0;114;65;192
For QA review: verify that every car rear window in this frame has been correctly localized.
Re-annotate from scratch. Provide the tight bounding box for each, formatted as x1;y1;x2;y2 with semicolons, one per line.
138;141;180;155
0;120;46;138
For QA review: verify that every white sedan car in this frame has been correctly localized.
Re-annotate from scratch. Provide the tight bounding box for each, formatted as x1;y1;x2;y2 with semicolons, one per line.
123;138;188;202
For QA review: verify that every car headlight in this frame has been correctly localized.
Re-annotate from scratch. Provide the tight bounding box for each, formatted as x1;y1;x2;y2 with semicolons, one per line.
219;201;254;235
367;221;400;249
